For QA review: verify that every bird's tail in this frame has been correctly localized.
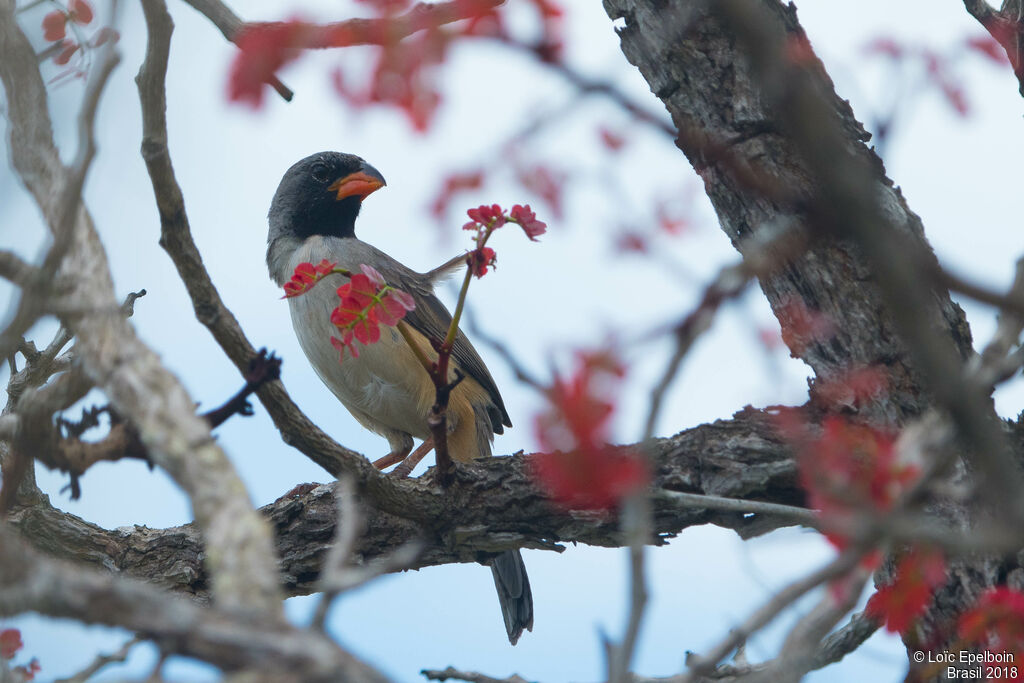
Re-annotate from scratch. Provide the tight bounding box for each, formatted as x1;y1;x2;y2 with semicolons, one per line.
490;549;534;645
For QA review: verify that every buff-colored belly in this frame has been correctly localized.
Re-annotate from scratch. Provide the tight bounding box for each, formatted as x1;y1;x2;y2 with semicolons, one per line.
284;237;492;460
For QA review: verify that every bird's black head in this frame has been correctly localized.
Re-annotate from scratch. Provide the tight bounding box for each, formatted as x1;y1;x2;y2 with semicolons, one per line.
268;151;386;241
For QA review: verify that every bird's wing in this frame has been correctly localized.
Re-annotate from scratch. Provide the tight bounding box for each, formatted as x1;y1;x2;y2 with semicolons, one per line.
357;242;512;432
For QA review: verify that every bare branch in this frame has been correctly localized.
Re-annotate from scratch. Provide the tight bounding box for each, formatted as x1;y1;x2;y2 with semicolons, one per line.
961;0;1024;93
607;494;651;683
0;250;37;287
643;221;806;440
1;0;284;617
422;668;532;683
710;0;1024;520
135;0;442;522
311;476;363;631
181;0;504;102
54;637;140;683
0;526;390;681
682;548;864;679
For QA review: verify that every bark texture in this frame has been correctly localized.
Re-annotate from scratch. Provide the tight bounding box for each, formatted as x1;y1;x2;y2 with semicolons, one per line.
12;408;802;599
601;0;1018;675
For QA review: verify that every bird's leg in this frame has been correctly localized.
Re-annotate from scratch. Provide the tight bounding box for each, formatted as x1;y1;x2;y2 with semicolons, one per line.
391;437;435;479
372;444;412;470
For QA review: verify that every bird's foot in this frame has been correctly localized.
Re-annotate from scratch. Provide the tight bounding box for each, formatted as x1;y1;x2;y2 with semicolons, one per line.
373;447;410;470
391;438;435;479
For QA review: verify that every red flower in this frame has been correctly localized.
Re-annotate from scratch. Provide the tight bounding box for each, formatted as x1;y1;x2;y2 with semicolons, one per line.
599;127;625;152
69;0;93;24
0;628;23;659
775;298;836;356
616;230;647;254
430;170;485;219
337;271;378;311
330;0;453;133
331;333;361;360
464;204;506;231
467;246;496;278
863;37;904;59
90;27;119;48
42;11;66;42
812;366;887;410
228;20;308;108
526;0;564;61
12;658;40;682
965;35;1008;65
377;288;415;325
787;415;915;549
328;264;414;360
655;200;692;236
532;351;648;510
960;587;1024;657
533;445;647;511
865;547;946;634
282;259;337;298
515;164;566;219
54;41;79;65
509;204;546;241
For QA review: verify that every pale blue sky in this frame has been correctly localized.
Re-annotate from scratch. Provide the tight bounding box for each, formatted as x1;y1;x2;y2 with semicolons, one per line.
2;0;1022;680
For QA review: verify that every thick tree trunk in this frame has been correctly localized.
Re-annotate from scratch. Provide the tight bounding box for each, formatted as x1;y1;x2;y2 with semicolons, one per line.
601;0;1016;677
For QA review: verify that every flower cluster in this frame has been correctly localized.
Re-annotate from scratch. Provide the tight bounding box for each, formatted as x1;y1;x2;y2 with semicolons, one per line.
865;547;947;634
777;413;916;549
329;264;416;360
1;628;40;681
333;0;503;130
862;34;1010;119
960;587;1024;659
774;298;836;357
40;0;115;71
430;170;485;219
225;0;564;130
282;259;338;298
514;163;566;219
282;262;415;361
461;203;547;278
532;350;648;510
229;20;309;107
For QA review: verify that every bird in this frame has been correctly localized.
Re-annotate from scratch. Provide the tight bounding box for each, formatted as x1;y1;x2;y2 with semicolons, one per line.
266;151;533;645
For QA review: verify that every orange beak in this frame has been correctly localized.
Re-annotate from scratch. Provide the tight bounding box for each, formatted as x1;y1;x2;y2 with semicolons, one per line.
328;170;386;200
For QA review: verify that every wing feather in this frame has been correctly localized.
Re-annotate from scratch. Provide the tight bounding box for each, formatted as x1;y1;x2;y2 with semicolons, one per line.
358;243;512;433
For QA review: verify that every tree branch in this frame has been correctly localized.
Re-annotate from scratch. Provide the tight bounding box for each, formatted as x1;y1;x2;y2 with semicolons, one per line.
136;0;447;523
9;408;807;598
0;526;389;681
1;0;284;617
180;0;505;102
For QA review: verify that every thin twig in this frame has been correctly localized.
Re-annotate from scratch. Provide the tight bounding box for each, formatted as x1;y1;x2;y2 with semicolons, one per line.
421;668;533;683
54;637;141;683
311;476;363;631
0;250;38;287
607;493;651;683
0;6;121;362
181;0;504;102
654;490;820;528
683;547;864;679
643;220;806;440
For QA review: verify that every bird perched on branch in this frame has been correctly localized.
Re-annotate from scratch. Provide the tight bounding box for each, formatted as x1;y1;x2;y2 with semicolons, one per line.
266;151;533;645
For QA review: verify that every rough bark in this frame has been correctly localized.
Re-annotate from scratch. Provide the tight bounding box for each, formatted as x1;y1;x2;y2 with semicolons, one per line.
602;0;972;426
600;0;1018;675
11;408;803;599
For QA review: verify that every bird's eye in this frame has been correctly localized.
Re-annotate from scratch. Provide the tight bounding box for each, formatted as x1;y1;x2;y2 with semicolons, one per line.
311;163;330;183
